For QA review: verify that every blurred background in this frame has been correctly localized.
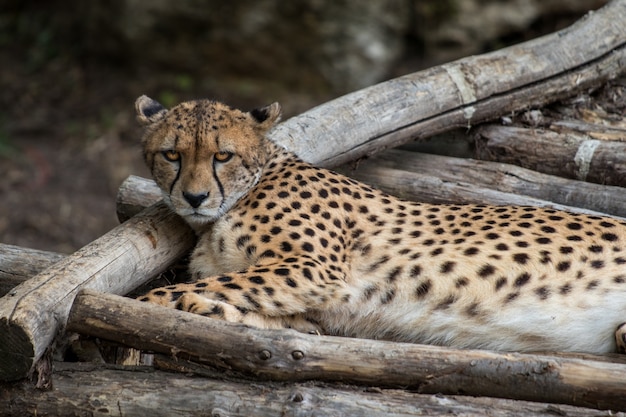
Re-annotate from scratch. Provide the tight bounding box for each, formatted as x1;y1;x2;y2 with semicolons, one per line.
0;0;607;254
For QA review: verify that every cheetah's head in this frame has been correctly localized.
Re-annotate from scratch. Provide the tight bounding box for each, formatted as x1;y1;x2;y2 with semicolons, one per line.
135;95;281;228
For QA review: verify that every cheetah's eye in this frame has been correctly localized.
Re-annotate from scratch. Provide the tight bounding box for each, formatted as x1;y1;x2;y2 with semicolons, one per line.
162;150;180;162
215;151;233;162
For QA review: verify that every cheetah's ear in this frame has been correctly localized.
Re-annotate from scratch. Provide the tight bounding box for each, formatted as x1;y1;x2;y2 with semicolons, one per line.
135;95;168;125
249;102;282;131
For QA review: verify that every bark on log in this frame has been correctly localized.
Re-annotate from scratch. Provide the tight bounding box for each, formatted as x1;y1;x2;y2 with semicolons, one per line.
0;186;167;297
0;245;65;297
270;0;626;167
68;290;626;411
337;166;625;220
347;149;626;218
116;174;162;223
474;125;626;186
0;203;195;382
1;362;614;417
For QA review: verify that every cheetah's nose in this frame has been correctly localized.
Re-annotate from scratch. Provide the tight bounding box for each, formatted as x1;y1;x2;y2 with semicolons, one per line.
183;191;209;208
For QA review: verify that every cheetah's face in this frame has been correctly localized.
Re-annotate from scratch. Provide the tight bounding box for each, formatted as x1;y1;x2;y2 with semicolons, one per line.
135;96;281;228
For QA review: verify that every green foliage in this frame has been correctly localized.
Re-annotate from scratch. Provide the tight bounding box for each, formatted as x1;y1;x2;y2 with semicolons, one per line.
158;91;179;109
156;73;196;108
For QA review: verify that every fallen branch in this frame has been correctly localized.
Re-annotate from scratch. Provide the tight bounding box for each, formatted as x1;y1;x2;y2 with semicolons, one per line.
68;289;626;411
271;0;626;167
346;149;626;218
0;185;167;298
475;125;626;186
0;203;195;382
0;245;65;297
0;361;611;417
116;174;162;222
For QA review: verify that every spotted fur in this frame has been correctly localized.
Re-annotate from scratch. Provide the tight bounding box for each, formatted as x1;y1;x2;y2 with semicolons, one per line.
135;95;626;354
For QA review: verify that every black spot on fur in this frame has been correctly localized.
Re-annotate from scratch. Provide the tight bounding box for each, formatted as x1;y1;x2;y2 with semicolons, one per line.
586;280;599;290
387;266;402;282
455;277;469;288
409;265;421;278
514;272;531;287
380;289;396;304
465;302;480;317
248;276;265;285
464;247;479;256
477;264;496;278
590;260;605;269
494;277;507;291
513;253;529;265
535;286;550;300
415;280;432;298
435;295;456;310
440;261;456;274
602;233;618;242
556;261;571;272
559;283;572;294
224;283;243;290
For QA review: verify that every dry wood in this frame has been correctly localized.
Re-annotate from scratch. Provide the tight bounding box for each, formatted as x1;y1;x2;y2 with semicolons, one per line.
0;202;195;382
475;125;626;186
270;0;626;167
68;290;626;411
337;165;625;220
0;186;166;297
347;149;626;218
116;174;162;222
2;362;614;417
0;245;65;297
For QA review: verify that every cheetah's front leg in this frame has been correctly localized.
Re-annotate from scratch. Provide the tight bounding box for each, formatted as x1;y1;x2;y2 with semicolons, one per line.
174;292;320;333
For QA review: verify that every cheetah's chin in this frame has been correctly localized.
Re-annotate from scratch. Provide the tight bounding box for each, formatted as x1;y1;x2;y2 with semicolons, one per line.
183;212;218;226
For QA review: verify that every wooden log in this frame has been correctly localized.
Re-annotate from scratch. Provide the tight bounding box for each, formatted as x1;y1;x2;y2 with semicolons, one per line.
337;165;625;220
116;174;162;223
0;203;195;382
270;0;626;167
0;182;168;297
348;149;626;218
68;290;626;411
0;362;612;417
474;125;626;186
0;245;65;297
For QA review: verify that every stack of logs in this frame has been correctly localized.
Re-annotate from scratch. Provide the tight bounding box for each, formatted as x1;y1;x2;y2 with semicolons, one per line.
2;0;626;415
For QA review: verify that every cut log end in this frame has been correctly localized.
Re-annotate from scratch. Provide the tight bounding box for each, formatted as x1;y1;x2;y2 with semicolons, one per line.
0;320;34;382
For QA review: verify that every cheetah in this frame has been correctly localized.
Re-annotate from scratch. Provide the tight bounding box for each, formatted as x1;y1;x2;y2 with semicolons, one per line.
135;95;626;354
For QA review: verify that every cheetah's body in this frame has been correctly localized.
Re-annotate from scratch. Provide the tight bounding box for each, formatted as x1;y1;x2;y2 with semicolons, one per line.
135;96;626;354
